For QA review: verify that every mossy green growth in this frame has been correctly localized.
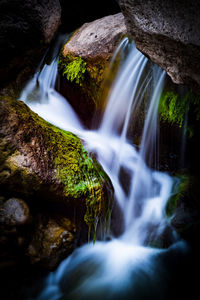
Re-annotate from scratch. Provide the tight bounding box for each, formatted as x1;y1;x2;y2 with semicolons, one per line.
159;90;200;137
47;125;112;236
159;91;188;127
59;50;109;108
58;56;87;85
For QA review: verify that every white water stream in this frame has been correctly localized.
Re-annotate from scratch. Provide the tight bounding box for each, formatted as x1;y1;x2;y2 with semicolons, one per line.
19;36;188;300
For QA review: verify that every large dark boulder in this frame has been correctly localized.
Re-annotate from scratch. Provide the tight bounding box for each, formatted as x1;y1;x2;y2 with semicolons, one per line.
117;0;200;94
0;0;61;87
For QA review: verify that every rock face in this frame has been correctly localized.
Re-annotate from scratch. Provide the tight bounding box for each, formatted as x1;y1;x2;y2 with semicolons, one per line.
0;0;61;87
58;13;127;126
117;0;200;94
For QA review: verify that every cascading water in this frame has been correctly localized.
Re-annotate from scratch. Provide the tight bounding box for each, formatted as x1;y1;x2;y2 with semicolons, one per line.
19;36;188;300
20;35;82;134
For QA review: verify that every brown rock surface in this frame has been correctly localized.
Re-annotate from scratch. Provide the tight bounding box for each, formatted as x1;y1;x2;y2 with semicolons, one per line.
28;214;79;269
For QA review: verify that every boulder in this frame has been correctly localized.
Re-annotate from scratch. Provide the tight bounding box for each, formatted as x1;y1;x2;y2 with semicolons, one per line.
117;0;200;94
0;197;30;226
0;96;113;232
0;0;61;87
58;13;127;126
28;214;79;269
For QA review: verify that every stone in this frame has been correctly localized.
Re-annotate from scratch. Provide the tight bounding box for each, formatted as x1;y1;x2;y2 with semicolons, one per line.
58;13;127;126
0;96;113;231
62;13;126;60
0;198;30;226
28;214;79;269
117;0;200;94
0;0;61;87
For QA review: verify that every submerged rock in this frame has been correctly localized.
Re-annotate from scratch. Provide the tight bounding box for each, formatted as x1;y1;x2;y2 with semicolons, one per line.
58;13;127;126
117;0;200;94
28;214;78;269
0;96;113;231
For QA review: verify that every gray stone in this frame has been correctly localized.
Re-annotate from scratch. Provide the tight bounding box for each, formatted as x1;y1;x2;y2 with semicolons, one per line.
0;198;30;226
117;0;200;93
63;13;126;60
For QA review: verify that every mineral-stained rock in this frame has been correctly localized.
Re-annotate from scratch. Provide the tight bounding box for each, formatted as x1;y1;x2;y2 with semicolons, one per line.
117;0;200;94
0;96;113;231
58;13;127;125
28;214;78;269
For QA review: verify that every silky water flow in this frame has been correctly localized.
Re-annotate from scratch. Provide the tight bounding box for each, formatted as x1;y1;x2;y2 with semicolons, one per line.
19;37;189;300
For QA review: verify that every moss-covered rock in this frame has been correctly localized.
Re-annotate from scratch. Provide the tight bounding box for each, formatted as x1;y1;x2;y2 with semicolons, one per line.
0;96;113;233
58;13;127;126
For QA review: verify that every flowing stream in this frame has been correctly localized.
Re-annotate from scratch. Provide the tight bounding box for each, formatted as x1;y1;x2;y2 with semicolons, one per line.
19;36;189;300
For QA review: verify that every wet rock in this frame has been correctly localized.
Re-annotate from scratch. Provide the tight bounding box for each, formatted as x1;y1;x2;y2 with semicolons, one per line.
0;96;113;231
28;215;79;269
0;198;30;226
58;13;127;126
117;0;200;94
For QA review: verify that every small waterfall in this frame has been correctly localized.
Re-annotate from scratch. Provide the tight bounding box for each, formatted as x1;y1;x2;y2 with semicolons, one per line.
19;36;187;300
19;35;83;134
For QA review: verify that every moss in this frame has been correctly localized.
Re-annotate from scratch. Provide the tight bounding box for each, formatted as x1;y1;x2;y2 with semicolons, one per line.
159;89;200;137
159;91;188;127
59;56;87;85
58;50;109;109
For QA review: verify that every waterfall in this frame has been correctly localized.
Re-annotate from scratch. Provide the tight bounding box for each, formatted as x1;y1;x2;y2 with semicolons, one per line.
20;35;83;134
19;36;188;300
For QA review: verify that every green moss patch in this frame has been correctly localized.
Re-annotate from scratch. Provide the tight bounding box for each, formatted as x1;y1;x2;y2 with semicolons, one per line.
159;89;200;137
59;56;87;85
58;50;109;109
